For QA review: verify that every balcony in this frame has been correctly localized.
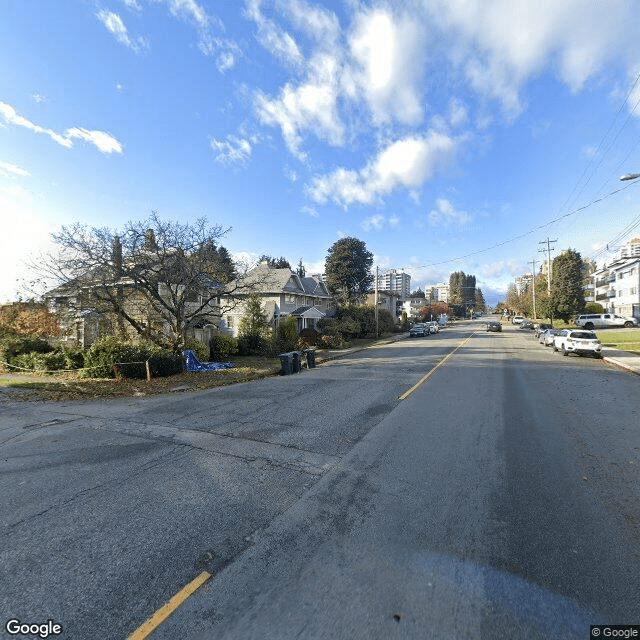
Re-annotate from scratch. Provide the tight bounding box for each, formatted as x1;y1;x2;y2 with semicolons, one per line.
607;289;616;298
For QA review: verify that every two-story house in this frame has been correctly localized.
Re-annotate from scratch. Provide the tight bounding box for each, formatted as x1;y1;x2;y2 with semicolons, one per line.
220;261;336;336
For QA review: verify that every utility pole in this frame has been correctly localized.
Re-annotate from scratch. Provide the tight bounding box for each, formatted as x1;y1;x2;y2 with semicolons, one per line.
538;238;557;293
374;265;379;338
538;238;557;324
528;258;537;321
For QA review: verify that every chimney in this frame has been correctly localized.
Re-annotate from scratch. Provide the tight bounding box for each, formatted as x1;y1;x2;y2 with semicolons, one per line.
144;228;157;251
112;235;123;278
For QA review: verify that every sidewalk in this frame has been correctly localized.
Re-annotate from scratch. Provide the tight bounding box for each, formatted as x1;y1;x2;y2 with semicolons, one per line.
601;347;640;375
315;333;409;365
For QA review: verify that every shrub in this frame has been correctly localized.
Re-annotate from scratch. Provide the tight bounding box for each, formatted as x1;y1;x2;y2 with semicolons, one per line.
82;336;134;378
1;335;52;362
184;339;210;362
61;344;86;370
146;346;183;377
277;316;299;353
377;309;396;334
11;352;42;372
83;337;184;378
237;333;274;356
298;327;319;347
318;333;347;349
209;333;237;361
583;302;604;314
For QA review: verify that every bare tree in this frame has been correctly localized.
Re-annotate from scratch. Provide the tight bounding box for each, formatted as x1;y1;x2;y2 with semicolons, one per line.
36;213;260;352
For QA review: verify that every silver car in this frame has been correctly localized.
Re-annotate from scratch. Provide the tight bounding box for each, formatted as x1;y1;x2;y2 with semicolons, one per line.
539;328;560;346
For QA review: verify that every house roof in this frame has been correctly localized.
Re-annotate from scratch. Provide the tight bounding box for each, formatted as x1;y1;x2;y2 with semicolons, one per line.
237;264;331;298
289;306;326;318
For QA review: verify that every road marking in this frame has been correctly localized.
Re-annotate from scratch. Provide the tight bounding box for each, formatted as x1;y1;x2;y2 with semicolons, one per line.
127;571;211;640
398;334;474;401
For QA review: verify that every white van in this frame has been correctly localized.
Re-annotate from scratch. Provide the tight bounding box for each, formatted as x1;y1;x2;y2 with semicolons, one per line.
575;313;638;329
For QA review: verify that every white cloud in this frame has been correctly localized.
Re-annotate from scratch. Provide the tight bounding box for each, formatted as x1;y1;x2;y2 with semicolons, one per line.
0;162;30;177
65;128;124;154
245;0;303;67
361;214;385;231
255;52;344;159
428;198;472;226
151;0;239;66
0;101;72;148
347;8;427;126
123;0;142;12
161;0;209;27
210;135;252;165
389;215;400;228
300;205;318;217
307;131;457;207
480;259;523;279
31;93;48;104
0;101;123;155
276;0;340;46
425;0;640;114
96;10;148;53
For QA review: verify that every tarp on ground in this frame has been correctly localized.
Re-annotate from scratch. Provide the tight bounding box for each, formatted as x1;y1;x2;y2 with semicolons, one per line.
182;349;233;372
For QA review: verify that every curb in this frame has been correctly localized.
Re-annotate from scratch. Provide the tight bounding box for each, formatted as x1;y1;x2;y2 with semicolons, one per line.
602;354;640;376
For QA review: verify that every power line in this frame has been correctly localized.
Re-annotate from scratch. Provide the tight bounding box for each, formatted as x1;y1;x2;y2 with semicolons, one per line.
404;180;638;270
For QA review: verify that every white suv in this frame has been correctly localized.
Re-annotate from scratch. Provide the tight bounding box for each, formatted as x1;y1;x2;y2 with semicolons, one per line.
553;329;602;358
575;313;638;329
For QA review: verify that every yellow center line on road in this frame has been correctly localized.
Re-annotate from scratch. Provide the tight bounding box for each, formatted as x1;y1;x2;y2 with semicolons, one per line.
398;333;475;401
127;570;212;640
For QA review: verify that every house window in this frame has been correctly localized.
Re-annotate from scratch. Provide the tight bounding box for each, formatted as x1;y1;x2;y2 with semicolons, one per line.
631;287;637;295
285;293;296;303
227;315;234;328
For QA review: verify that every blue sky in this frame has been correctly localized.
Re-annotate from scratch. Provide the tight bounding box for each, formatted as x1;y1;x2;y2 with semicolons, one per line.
2;0;640;305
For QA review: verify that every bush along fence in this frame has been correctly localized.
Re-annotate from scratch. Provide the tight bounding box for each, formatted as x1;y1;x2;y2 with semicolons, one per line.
0;336;189;380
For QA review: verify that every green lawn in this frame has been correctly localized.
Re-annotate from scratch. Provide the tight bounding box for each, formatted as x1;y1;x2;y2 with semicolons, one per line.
597;330;640;353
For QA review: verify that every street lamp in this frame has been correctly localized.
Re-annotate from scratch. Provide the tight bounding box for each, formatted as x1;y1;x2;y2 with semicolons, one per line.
620;173;640;181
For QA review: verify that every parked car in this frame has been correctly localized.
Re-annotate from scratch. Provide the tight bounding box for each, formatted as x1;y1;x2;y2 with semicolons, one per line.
426;321;440;334
553;329;602;358
409;323;429;338
519;320;534;330
539;328;560;346
575;313;638;329
534;323;553;337
511;315;524;324
486;320;502;332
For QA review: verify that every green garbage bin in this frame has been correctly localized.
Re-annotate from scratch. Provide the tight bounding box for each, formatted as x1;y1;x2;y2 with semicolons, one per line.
304;349;316;368
278;352;293;375
291;351;301;373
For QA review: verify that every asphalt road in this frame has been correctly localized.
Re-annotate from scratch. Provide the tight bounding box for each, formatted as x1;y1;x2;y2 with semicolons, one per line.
1;321;639;639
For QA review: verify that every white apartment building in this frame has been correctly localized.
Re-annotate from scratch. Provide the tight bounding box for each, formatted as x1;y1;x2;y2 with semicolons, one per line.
515;273;534;296
377;270;411;299
402;297;428;320
593;237;640;320
433;283;450;303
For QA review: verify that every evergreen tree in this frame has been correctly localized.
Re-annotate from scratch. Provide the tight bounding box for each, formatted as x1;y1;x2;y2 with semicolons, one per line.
238;293;270;337
550;249;585;321
259;255;291;269
324;237;373;304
